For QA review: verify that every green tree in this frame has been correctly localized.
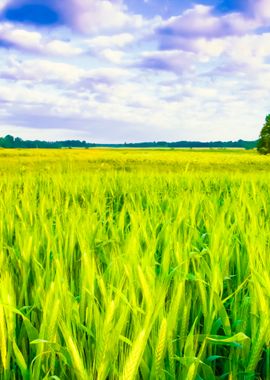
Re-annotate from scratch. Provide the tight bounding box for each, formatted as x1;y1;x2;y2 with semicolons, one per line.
257;114;270;154
2;135;15;148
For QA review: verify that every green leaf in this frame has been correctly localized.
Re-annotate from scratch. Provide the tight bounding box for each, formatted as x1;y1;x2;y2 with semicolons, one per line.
206;355;225;363
207;333;250;347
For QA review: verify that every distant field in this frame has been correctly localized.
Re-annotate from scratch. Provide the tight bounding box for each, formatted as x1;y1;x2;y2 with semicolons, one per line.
0;148;269;173
0;149;270;379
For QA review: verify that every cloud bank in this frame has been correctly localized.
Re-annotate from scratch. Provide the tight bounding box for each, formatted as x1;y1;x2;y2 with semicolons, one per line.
0;0;269;142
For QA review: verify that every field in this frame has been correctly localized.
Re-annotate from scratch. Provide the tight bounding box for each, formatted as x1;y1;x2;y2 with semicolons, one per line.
0;148;270;380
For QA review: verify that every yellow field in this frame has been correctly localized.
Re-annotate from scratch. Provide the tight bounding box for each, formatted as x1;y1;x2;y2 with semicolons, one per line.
0;149;270;379
0;148;270;174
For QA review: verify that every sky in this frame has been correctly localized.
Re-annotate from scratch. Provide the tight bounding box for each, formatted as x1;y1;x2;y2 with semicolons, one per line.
0;0;270;143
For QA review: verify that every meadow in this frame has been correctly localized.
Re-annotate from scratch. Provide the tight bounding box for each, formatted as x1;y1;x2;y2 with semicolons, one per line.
0;148;270;380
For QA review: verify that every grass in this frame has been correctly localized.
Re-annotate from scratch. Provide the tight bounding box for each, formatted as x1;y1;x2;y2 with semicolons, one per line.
0;148;270;379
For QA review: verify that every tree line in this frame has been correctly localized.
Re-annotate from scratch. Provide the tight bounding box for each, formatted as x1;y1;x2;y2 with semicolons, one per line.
0;135;96;148
0;134;258;149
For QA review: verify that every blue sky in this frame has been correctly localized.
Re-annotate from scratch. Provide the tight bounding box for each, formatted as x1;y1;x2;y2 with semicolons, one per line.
0;0;269;142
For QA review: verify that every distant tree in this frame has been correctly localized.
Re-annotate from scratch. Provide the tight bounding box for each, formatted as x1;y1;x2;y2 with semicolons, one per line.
2;135;14;148
14;137;23;148
258;114;270;154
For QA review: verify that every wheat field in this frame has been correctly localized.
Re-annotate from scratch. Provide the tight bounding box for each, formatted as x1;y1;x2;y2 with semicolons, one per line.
0;149;270;379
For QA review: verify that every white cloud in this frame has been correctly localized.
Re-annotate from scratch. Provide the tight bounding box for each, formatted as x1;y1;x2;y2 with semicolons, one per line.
0;23;42;49
0;0;9;11
1;58;84;84
86;33;135;49
0;57;133;87
45;40;82;56
0;23;83;56
98;49;124;64
251;0;270;20
158;4;259;41
57;0;144;34
139;49;196;74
